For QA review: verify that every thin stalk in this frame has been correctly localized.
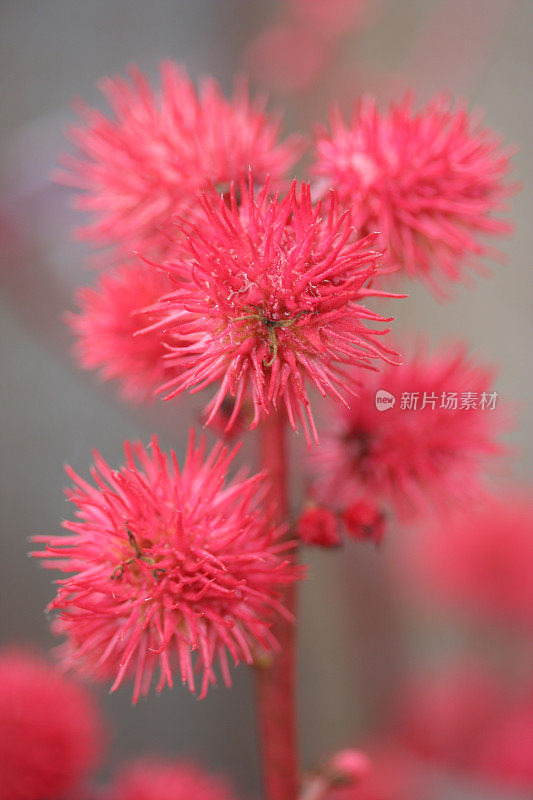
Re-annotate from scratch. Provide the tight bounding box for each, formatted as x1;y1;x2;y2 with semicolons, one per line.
255;408;299;800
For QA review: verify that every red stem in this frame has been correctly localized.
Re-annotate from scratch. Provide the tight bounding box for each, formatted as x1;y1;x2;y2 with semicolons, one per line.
255;409;299;800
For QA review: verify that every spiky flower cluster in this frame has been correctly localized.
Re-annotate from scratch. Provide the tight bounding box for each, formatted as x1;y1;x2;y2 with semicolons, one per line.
0;648;104;800
153;178;399;443
109;759;238;800
33;433;299;700
68;262;176;402
310;341;508;519
313;95;514;295
58;62;300;258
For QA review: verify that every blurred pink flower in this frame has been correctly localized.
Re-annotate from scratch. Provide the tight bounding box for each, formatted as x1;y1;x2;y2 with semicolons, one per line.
406;489;533;627
296;506;342;548
392;663;533;790
392;665;505;772
245;24;328;94
313;94;515;295
57;62;300;258
325;746;425;800
153;178;399;443
34;433;300;701
0;647;104;800
477;694;533;790
109;758;238;800
341;500;385;546
68;262;176;403
309;341;509;519
289;0;372;38
325;748;372;785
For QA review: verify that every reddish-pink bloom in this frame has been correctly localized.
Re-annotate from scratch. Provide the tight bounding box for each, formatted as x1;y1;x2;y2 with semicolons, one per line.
392;664;505;773
325;749;372;785
325;746;425;800
391;663;533;789
108;758;238;800
289;0;372;38
68;262;176;403
476;694;533;791
33;433;299;701
310;341;508;518
0;647;104;800
57;62;300;258
245;24;328;94
405;489;533;627
341;501;385;546
296;506;341;548
154;178;399;443
313;95;514;295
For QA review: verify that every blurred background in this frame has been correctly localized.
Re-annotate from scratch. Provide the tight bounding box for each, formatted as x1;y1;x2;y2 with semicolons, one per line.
1;1;532;798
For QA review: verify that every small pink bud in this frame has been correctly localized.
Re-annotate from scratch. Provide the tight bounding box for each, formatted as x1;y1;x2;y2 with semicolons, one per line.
327;748;371;785
342;501;386;546
296;507;342;548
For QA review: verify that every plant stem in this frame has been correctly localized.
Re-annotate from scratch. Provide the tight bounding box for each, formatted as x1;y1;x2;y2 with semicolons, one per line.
255;408;299;800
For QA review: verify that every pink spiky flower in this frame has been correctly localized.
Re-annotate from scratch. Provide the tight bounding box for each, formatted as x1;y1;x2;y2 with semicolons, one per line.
57;62;300;258
152;178;399;443
309;340;509;519
108;758;238;800
67;262;177;403
313;94;515;295
33;433;300;701
0;647;104;800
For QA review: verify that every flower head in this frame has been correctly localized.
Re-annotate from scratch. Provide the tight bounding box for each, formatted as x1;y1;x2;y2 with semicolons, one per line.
391;662;533;789
290;0;371;38
58;62;300;258
404;488;533;627
68;262;176;403
325;746;425;800
109;758;238;800
0;647;104;800
154;178;399;443
325;749;372;786
392;664;506;773
296;506;341;548
309;341;509;519
476;694;533;791
313;95;515;295
341;500;385;546
245;24;328;94
33;433;299;700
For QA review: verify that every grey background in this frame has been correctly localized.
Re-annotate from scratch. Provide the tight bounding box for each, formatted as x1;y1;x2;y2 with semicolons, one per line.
1;1;531;797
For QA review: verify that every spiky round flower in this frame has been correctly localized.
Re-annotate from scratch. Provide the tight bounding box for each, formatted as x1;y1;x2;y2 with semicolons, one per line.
313;94;514;295
68;262;176;403
33;433;299;701
309;341;509;519
0;647;104;800
154;178;399;443
57;62;300;258
109;758;238;800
